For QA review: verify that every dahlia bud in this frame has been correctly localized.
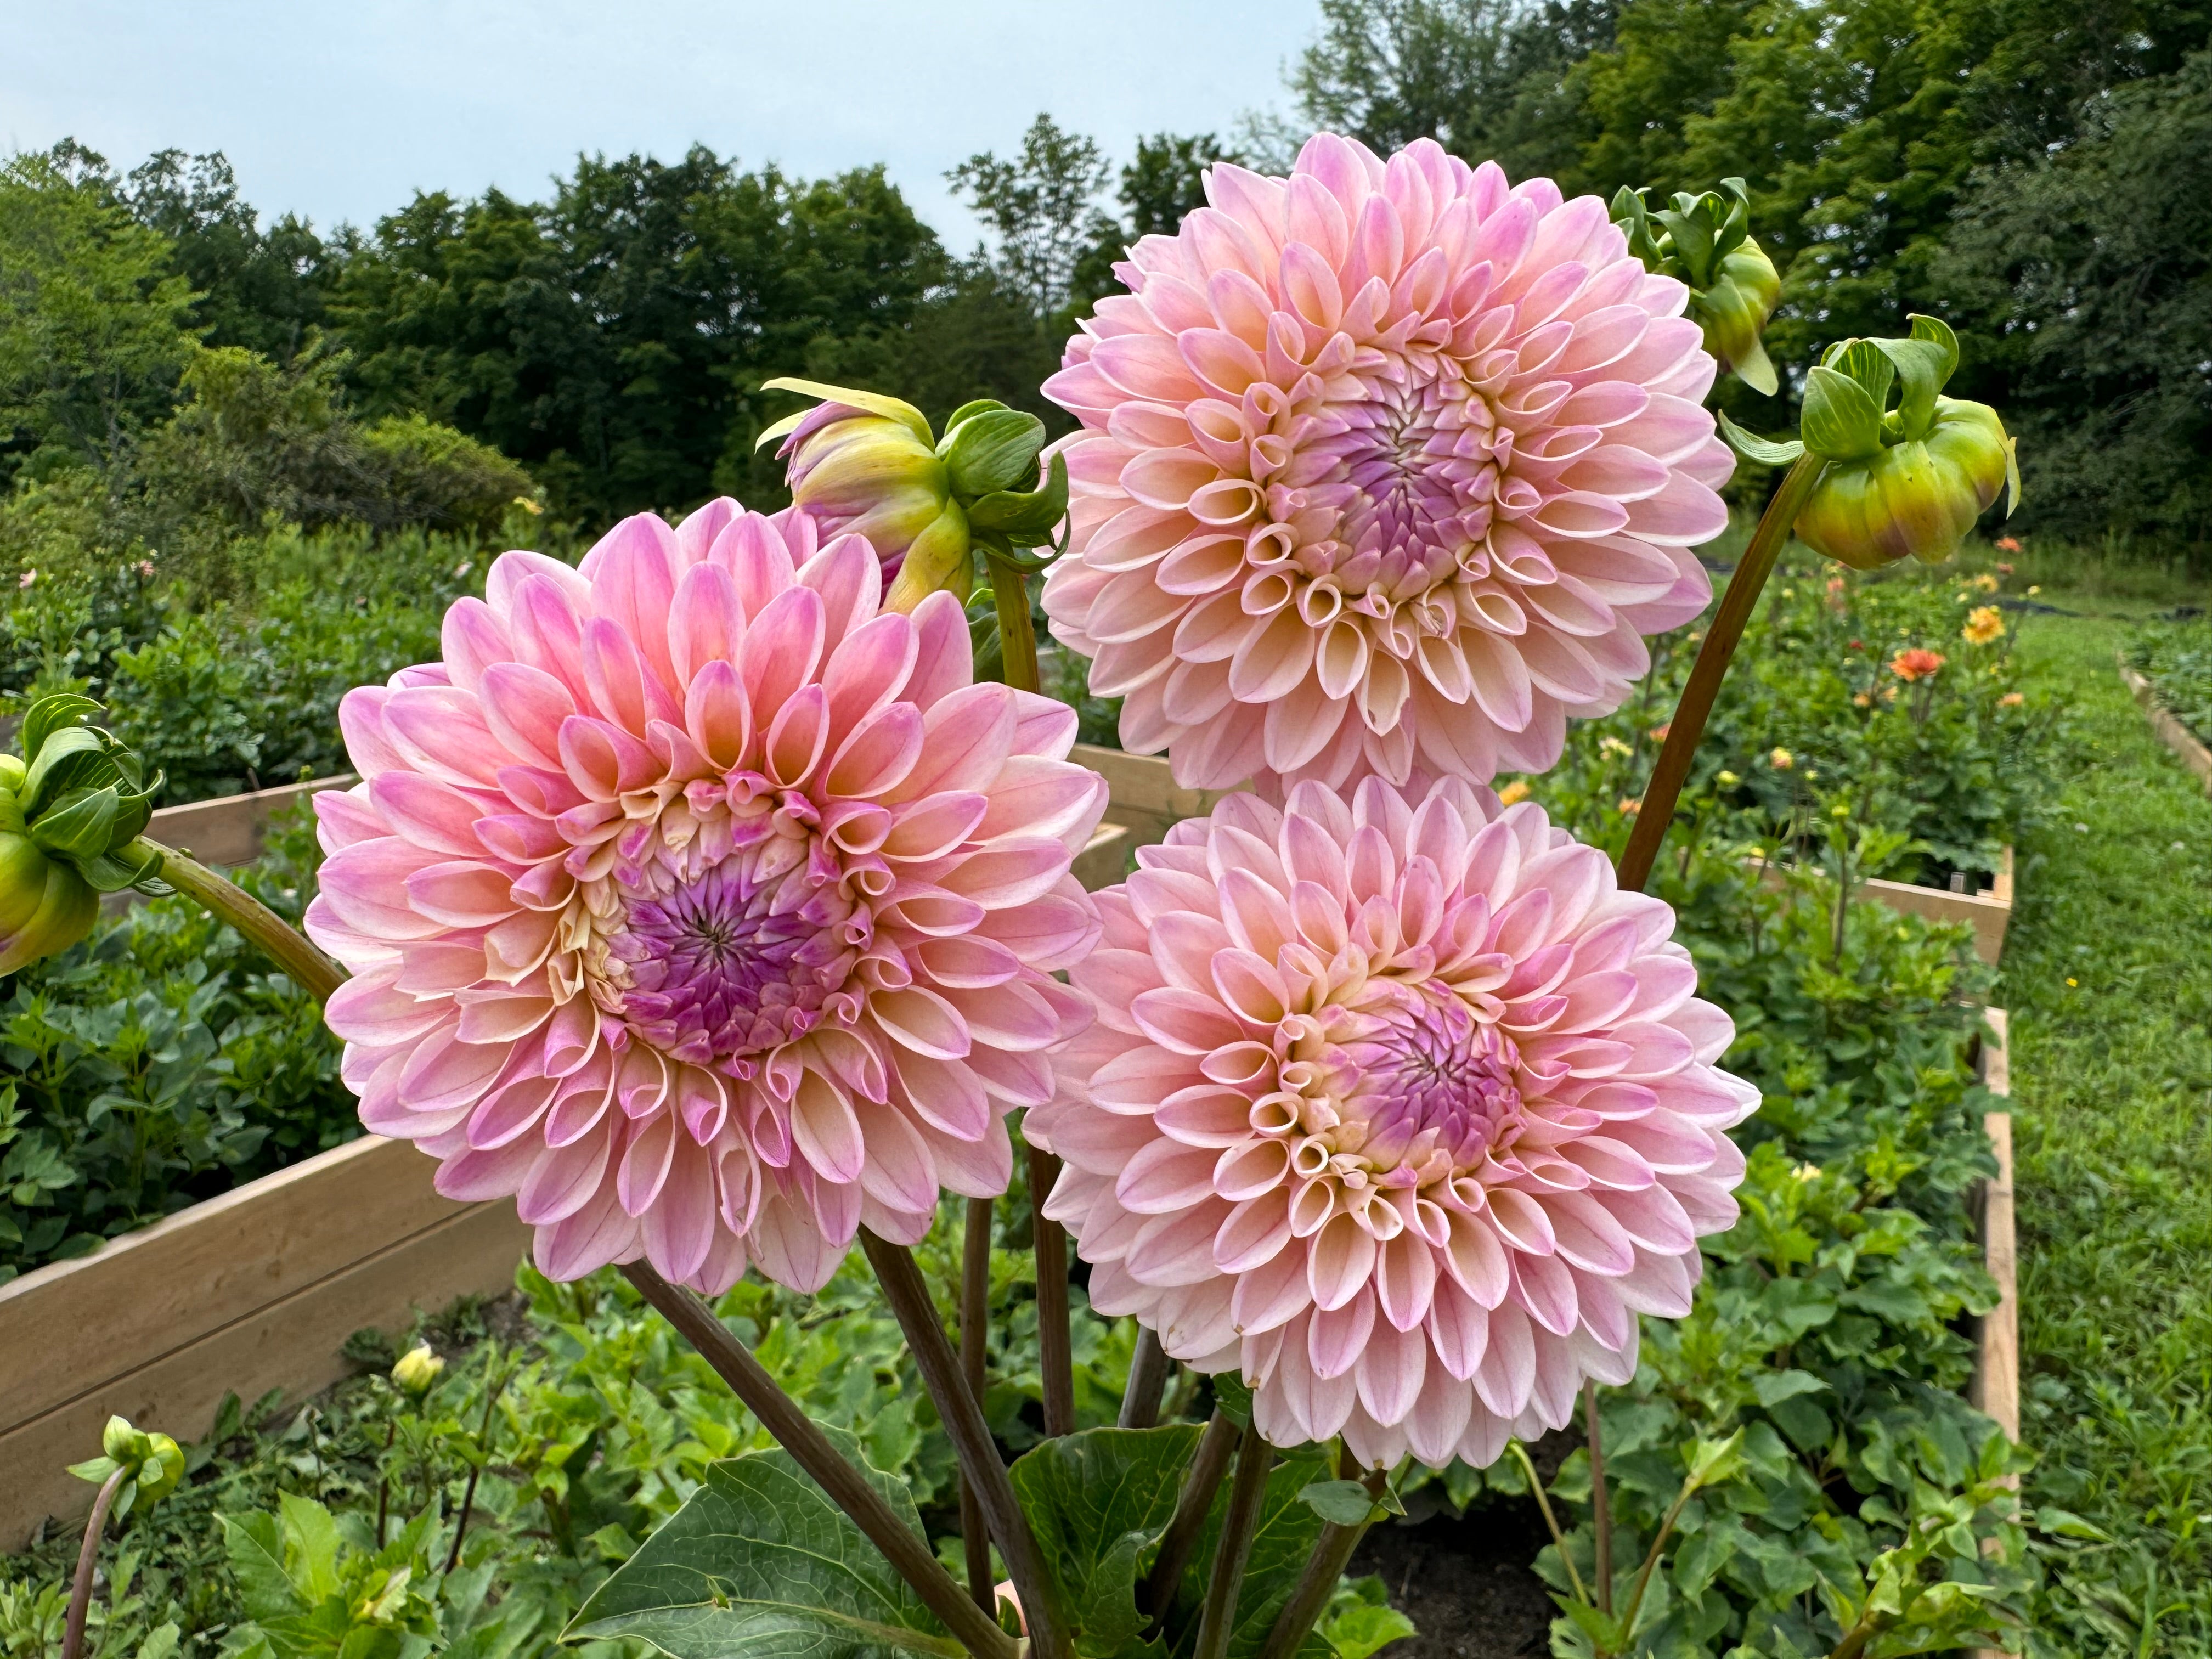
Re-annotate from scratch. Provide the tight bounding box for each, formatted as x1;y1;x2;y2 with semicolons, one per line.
0;695;166;974
760;378;1068;613
1719;316;2021;570
72;1415;184;1519
391;1341;444;1396
1612;177;1783;395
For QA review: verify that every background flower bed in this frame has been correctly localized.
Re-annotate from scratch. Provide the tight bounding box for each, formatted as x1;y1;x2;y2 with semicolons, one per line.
2125;618;2212;749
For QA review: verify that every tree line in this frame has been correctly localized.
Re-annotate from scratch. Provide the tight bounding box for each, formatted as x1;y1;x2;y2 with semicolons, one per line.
3;0;2208;556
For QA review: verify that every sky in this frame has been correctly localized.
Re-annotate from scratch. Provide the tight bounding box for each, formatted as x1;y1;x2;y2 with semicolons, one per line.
3;0;1323;247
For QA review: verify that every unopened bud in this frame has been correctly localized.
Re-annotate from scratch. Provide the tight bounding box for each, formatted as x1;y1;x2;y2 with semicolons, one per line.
391;1341;444;1395
1612;178;1782;394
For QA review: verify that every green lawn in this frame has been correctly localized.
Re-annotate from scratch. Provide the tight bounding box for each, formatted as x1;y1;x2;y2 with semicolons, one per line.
2004;613;2212;1654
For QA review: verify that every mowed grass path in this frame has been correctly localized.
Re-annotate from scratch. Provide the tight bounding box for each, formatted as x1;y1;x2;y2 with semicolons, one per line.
2005;614;2212;1652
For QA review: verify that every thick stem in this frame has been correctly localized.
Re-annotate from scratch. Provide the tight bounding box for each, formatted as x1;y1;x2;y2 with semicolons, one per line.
960;1195;996;1611
1142;1409;1240;1625
1613;453;1825;894
1254;1466;1388;1659
987;557;1041;695
1028;1144;1075;1440
1192;1423;1273;1659
1585;1381;1613;1615
61;1467;127;1659
1119;1329;1171;1430
131;837;345;1000
617;1262;1015;1659
860;1229;1071;1659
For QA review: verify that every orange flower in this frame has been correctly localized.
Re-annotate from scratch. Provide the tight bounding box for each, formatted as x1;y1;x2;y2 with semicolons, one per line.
1648;721;1671;741
1999;691;2024;708
1962;606;2005;646
1853;692;1871;708
1497;779;1532;806
1619;797;1642;816
1890;648;1946;682
1995;536;2022;553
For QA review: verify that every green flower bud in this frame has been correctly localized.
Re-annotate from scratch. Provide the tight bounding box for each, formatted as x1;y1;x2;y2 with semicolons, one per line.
0;696;167;974
1612;177;1782;394
760;377;1070;616
74;1416;184;1520
391;1341;444;1396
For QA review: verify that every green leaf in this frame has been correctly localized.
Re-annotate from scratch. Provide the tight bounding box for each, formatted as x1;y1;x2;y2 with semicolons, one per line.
1905;314;1960;384
1750;1370;1829;1409
1008;1425;1204;1657
279;1492;345;1605
1297;1480;1379;1527
219;1510;313;1630
566;1429;962;1659
965;453;1069;544
1799;367;1886;461
944;399;1010;432
22;727;118;818
1160;1449;1334;1659
1716;411;1805;468
1210;1374;1254;1430
1318;1601;1415;1659
20;695;101;765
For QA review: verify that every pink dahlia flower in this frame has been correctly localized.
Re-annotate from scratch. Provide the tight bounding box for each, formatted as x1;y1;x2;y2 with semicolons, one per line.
304;502;1106;1295
1041;134;1733;795
1028;778;1758;1468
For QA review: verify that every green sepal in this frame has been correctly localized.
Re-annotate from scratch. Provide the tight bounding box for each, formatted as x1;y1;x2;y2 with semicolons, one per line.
1824;339;1897;412
1907;313;1961;383
944;399;1011;432
22;727;119;819
1717;411;1807;468
20;694;100;765
965;451;1069;545
757;377;935;448
1871;337;1951;439
1799;366;1886;461
939;407;1047;499
69;1455;122;1485
29;784;122;862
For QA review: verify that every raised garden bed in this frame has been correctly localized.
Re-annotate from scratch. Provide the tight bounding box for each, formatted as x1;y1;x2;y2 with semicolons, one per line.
2118;654;2212;797
1756;847;2016;966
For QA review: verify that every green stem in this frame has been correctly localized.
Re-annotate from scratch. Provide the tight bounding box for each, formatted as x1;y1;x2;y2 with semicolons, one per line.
129;837;345;1000
987;556;1041;695
1614;452;1825;894
1506;1440;1591;1606
1141;1409;1239;1627
1585;1381;1613;1615
1192;1423;1273;1659
1119;1329;1171;1429
958;1196;996;1611
1252;1466;1387;1659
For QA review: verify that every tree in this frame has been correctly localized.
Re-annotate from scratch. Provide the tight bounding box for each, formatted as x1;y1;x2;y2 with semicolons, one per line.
947;115;1114;319
120;150;332;362
0;149;199;485
1068;132;1245;312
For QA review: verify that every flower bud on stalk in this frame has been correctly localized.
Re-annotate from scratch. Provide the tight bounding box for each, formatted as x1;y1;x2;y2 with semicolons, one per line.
1612;177;1784;396
1719;315;2021;569
71;1416;183;1520
759;377;1069;614
391;1341;444;1396
0;696;167;974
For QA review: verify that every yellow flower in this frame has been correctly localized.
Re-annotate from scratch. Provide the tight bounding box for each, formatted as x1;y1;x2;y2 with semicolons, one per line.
1769;747;1793;770
1853;692;1871;707
1973;572;1999;592
1497;780;1531;806
1716;769;1741;787
392;1342;444;1396
1962;605;2005;645
1599;736;1634;759
1618;797;1642;816
1793;1163;1822;1182
2027;584;2041;595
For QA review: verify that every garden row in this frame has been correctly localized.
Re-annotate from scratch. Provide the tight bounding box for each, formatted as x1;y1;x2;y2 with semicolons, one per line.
2123;619;2212;794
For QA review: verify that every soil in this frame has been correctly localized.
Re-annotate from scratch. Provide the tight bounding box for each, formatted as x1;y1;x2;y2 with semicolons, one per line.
1352;1498;1558;1659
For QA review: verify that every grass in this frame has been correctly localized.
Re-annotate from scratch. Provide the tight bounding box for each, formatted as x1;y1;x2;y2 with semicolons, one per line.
2002;611;2212;1654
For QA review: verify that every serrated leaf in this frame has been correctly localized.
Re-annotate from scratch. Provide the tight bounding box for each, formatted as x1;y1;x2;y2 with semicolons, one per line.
1318;1602;1415;1659
1008;1425;1204;1658
566;1427;961;1659
1297;1480;1378;1527
1717;411;1805;467
1799;367;1886;461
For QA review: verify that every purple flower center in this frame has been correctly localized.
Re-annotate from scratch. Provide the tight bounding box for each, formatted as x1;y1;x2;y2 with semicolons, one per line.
610;855;854;1069
1303;378;1502;600
1341;990;1521;1168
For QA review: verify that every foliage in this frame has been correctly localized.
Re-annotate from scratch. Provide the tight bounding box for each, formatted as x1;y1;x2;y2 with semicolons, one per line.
949;116;1116;321
2127;617;2212;747
0;802;347;1282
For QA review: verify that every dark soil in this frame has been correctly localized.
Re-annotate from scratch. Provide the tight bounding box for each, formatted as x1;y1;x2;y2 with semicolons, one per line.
1352;1497;1558;1659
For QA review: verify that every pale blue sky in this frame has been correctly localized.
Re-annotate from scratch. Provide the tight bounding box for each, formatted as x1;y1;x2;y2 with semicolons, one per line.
3;1;1322;247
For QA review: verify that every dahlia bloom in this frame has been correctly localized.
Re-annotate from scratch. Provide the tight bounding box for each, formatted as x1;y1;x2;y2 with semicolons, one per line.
1029;778;1758;1469
1041;134;1733;797
1890;648;1945;682
304;503;1107;1295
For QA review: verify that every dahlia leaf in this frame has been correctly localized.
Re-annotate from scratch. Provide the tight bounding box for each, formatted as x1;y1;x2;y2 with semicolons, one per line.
1716;413;1804;468
1295;1480;1380;1527
1007;1425;1203;1658
566;1429;961;1659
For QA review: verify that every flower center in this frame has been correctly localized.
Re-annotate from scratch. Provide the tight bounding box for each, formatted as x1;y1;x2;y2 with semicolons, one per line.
1302;376;1503;602
1338;988;1521;1170
605;848;859;1071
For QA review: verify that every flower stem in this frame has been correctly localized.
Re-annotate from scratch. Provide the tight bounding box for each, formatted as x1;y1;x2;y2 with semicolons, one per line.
1585;1381;1613;1614
1142;1409;1240;1626
1028;1144;1075;1439
444;1356;510;1575
129;837;345;1000
1253;1466;1388;1659
618;1261;1017;1659
1613;452;1825;894
1119;1328;1171;1429
988;556;1041;695
1141;1407;1248;1628
860;1228;1072;1659
1505;1440;1590;1606
959;1195;996;1611
1192;1422;1273;1659
61;1466;127;1659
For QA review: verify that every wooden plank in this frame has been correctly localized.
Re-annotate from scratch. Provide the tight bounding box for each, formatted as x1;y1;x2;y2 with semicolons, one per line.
1072;821;1132;892
1756;854;2013;966
0;1135;462;1432
144;774;355;869
2118;657;2212;797
1070;746;1220;850
2;1199;529;1550
1968;1011;2017;1659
